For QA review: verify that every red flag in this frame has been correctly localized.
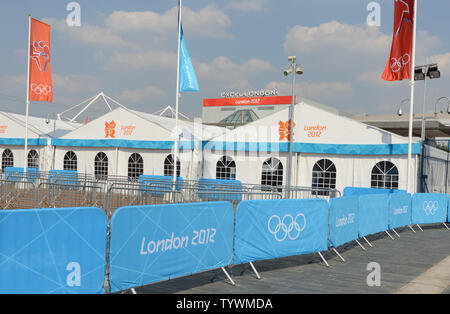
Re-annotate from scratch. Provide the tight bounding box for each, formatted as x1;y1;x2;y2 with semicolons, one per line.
381;0;415;81
29;18;53;102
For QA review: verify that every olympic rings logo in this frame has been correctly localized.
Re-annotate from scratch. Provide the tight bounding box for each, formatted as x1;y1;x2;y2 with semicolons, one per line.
268;213;306;242
390;53;410;73
423;201;438;216
31;84;52;96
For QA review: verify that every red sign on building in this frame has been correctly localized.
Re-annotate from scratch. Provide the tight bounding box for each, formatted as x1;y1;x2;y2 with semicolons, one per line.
203;96;295;107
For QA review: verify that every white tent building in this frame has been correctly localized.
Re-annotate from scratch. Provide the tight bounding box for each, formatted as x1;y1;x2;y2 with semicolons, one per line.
202;99;421;193
51;106;225;180
0;111;80;172
0;94;421;194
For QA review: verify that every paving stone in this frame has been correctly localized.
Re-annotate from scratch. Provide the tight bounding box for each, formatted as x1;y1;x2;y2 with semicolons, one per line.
137;226;450;294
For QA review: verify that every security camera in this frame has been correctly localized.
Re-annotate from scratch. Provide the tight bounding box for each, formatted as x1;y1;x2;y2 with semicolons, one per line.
45;118;50;124
284;68;293;76
288;56;296;62
296;67;304;75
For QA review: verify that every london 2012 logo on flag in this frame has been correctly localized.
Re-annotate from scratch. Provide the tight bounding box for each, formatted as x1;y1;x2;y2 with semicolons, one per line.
381;0;415;82
394;0;413;36
30;40;51;73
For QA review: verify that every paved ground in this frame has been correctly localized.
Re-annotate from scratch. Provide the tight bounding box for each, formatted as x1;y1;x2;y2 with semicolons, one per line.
131;225;450;294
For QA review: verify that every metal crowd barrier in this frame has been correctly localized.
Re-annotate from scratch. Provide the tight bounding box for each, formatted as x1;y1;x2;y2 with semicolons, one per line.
105;182;185;217
36;182;105;212
0;174;342;212
0;179;36;209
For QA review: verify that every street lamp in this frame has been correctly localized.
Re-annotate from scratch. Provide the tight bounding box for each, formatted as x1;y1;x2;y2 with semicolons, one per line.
397;98;410;116
283;56;303;193
415;63;440;141
434;96;450;116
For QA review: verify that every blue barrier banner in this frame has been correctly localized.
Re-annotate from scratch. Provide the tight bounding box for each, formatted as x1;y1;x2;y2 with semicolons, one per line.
329;197;359;248
109;202;234;293
389;193;412;229
234;199;329;265
0;207;107;294
4;167;39;182
411;193;447;224
344;187;406;197
197;178;242;201
48;170;78;185
138;175;184;196
448;196;450;223
358;194;389;237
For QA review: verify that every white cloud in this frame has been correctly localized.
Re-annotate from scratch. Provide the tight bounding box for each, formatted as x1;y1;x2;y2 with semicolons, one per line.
52;74;102;94
118;85;165;104
105;51;177;71
44;18;128;48
226;0;269;12
284;21;391;57
265;80;352;102
105;5;232;39
197;56;274;90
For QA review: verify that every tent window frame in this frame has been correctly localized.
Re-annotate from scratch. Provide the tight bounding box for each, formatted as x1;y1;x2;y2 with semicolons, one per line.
2;149;14;172
371;161;399;190
27;150;39;169
312;159;337;196
63;151;78;171
261;157;283;191
164;154;181;177
216;156;236;180
94;152;109;181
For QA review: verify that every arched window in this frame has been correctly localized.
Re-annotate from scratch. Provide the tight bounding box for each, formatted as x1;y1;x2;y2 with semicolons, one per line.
312;159;336;196
371;161;399;189
2;149;13;172
94;152;108;181
216;156;236;180
63;151;77;171
128;153;143;181
164;154;181;177
27;150;39;169
261;158;283;190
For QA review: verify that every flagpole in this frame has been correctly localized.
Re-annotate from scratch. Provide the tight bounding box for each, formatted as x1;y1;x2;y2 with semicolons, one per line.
173;0;182;187
25;14;31;175
407;0;418;193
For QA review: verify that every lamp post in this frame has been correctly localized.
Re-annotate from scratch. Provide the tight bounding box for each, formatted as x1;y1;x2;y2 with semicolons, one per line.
45;113;57;170
283;56;303;195
396;98;411;116
434;96;450;116
433;96;450;193
415;63;440;141
414;64;440;193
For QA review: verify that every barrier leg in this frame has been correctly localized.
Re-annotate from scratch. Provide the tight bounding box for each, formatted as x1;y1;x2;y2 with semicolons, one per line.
249;262;261;280
355;239;366;251
317;252;330;267
416;224;424;232
443;223;449;230
363;237;373;247
221;267;236;286
408;224;416;233
332;247;345;263
385;230;395;240
391;228;401;238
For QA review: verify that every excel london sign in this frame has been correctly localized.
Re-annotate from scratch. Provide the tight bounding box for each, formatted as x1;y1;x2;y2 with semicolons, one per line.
220;90;279;98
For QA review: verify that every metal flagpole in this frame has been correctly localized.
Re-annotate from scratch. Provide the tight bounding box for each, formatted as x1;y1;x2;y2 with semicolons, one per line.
173;0;182;188
406;0;418;193
24;14;32;174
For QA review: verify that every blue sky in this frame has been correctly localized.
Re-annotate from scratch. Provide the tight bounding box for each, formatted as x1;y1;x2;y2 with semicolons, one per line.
1;0;449;121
